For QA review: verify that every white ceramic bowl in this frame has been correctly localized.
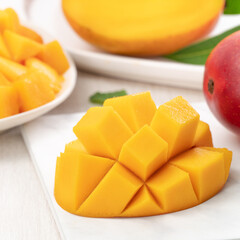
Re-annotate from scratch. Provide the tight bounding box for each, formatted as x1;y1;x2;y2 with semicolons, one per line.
0;24;77;132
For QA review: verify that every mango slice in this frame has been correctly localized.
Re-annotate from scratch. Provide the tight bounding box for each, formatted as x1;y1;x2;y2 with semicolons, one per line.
170;148;225;202
55;151;114;213
0;35;11;59
119;125;168;180
3;30;43;62
0;85;19;118
38;40;69;74
104;92;156;132
54;93;232;218
151;96;200;158
25;58;63;93
14;70;55;112
77;163;142;217
73;106;133;159
193;121;213;147
121;186;162;217
0;56;27;82
147;164;198;212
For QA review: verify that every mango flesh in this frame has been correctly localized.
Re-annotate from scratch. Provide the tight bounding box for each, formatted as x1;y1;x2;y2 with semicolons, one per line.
193;121;213;147
38;40;69;74
25;58;62;94
14;71;55;112
17;25;43;44
0;35;11;59
151;96;200;158
73;106;133;159
119;125;168;181
0;85;19;118
62;0;223;56
104;91;156;133
3;30;43;62
54;93;232;217
0;8;70;119
0;56;27;82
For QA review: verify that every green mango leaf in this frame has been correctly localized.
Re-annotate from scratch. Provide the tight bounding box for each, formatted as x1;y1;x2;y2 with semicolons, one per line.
89;90;127;105
165;25;240;65
224;0;240;14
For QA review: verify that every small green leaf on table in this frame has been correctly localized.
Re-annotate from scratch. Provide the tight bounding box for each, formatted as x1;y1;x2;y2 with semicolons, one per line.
165;25;240;65
224;0;240;14
90;90;127;105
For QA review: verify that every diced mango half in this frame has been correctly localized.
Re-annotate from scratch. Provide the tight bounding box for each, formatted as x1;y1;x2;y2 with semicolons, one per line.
54;93;232;218
147;164;198;212
14;70;55;112
0;56;27;82
77;163;142;217
119;125;168;180
121;186;163;217
55;150;114;213
104;92;156;132
73;106;133;159
170;148;226;202
0;35;11;59
151;96;200;158
38;40;69;74
3;30;43;62
0;85;19;119
193;121;213;147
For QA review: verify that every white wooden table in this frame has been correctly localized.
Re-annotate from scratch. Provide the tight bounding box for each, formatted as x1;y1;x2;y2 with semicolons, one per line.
0;70;204;240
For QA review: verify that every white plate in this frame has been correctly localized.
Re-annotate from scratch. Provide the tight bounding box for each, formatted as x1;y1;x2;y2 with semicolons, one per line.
26;0;240;89
0;24;77;132
21;102;240;240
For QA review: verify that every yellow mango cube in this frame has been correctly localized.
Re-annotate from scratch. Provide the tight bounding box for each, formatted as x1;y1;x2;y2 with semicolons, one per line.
104;92;156;132
170;147;225;202
3;30;43;62
119;125;168;180
202;147;232;181
26;58;63;93
0;9;18;32
0;35;11;59
0;56;27;82
121;186;162;217
77;163;142;217
64;139;87;153
193;121;213;147
147;164;198;212
14;71;55;112
151;96;200;158
0;73;11;86
55;151;114;213
0;85;19;118
73;106;133;159
38;40;69;74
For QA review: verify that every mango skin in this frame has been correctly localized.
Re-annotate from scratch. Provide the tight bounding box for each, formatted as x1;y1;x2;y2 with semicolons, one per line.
62;0;224;56
204;31;240;134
